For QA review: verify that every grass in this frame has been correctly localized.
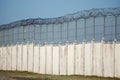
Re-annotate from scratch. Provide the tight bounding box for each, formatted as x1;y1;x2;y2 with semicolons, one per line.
0;70;120;80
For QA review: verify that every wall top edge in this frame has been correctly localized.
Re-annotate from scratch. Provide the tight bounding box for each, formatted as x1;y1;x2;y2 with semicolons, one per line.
0;7;120;30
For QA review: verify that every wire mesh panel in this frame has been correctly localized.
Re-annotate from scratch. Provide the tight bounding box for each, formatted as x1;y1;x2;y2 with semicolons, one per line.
86;18;94;42
117;16;120;41
13;27;19;44
4;30;9;46
41;25;47;44
29;25;34;43
77;19;84;42
62;22;67;43
105;16;115;42
68;21;76;43
47;24;53;44
54;24;61;44
8;29;13;45
18;26;24;44
0;8;120;46
95;17;104;41
23;26;29;43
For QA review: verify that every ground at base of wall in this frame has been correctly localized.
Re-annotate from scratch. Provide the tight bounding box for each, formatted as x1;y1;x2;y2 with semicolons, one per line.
0;70;119;80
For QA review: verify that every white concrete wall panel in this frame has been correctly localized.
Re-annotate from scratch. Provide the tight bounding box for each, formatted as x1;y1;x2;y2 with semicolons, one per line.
46;46;52;74
0;43;120;78
103;44;114;77
6;46;11;70
1;47;4;70
34;45;39;73
60;45;67;75
11;46;17;70
84;43;92;75
5;47;8;70
0;47;3;70
28;44;33;72
53;46;59;75
9;46;12;70
22;45;28;71
93;43;102;76
3;47;7;70
68;45;74;75
75;44;84;75
17;45;22;71
115;44;120;78
40;46;46;74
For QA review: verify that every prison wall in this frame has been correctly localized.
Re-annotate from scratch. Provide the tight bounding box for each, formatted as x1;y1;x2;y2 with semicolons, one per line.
0;42;120;78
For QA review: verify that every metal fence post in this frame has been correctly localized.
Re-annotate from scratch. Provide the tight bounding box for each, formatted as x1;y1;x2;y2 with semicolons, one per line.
114;16;117;41
93;17;95;40
84;19;86;42
103;16;106;41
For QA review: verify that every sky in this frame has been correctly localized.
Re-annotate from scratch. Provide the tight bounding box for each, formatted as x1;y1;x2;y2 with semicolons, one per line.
0;0;120;25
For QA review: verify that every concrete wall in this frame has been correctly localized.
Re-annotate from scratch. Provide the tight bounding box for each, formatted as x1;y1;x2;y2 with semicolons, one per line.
0;42;120;78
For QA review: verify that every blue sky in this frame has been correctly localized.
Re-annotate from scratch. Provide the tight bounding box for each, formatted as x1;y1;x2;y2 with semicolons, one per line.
0;0;120;25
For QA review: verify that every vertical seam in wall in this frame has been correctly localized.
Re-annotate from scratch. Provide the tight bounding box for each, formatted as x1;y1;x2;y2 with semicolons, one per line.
39;44;41;73
59;45;60;75
40;45;41;73
51;45;53;74
38;44;39;73
15;44;17;71
113;42;115;77
27;43;29;71
1;47;2;70
92;41;94;75
74;44;76;74
26;43;27;71
21;44;23;71
11;46;12;70
66;44;68;75
91;42;93;75
16;44;18;71
45;44;47;74
83;42;85;75
33;43;34;72
5;46;6;70
6;46;7;70
2;48;4;70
